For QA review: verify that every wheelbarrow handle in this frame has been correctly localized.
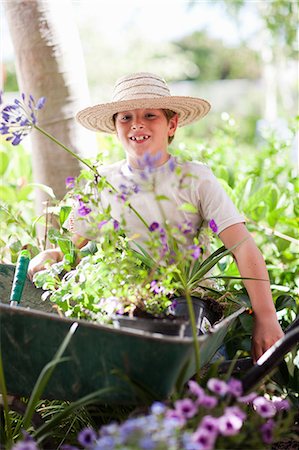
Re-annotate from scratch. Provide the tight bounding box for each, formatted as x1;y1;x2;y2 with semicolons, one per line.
10;250;30;306
241;326;299;394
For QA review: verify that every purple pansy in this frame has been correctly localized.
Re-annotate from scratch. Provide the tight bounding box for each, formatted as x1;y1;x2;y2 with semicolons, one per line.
227;377;243;397
150;280;164;294
253;396;277;418
199;394;218;409
207;378;228;397
224;406;247;421
191;426;216;450
260;419;275;444
273;398;290;411
175;398;198;419
165;408;186;427
218;412;243;436
238;391;258;403
77;427;97;447
188;380;205;400
209;219;218;233
200;415;219;434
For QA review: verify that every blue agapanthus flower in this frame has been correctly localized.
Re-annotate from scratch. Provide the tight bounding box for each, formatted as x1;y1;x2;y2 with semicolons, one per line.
0;92;46;145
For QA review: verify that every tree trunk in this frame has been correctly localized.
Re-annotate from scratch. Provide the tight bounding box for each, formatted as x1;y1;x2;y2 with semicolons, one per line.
4;0;96;215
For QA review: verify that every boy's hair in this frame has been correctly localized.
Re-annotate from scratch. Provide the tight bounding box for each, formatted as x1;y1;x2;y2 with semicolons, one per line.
162;109;176;144
113;109;177;144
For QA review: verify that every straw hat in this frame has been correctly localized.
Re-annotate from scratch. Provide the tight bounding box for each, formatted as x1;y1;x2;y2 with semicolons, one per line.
76;72;211;133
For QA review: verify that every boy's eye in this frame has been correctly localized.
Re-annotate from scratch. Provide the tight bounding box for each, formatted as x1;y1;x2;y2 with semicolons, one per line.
145;113;156;119
120;115;131;121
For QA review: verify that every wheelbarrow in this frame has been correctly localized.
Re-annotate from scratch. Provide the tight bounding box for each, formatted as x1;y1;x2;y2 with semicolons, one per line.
0;263;298;405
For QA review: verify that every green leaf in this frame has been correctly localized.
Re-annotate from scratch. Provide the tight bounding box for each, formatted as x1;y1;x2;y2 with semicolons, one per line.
178;202;198;213
275;295;297;311
155;195;169;201
59;206;72;228
28;183;56;199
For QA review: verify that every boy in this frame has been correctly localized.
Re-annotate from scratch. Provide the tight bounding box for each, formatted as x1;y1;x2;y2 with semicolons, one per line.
28;72;284;362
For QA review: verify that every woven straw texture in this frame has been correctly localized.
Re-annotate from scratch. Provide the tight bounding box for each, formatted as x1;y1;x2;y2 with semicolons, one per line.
76;72;211;133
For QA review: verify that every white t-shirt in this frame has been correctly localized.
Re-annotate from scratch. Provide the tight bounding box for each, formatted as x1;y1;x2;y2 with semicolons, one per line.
71;156;245;247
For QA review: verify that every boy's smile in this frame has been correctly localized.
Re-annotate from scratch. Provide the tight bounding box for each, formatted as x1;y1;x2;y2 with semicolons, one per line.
115;108;178;168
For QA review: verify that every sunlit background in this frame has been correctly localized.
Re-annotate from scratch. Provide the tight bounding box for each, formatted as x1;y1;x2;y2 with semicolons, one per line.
1;0;298;149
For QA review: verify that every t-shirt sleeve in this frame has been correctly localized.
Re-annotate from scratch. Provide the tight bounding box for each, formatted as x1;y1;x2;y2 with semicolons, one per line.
194;165;245;234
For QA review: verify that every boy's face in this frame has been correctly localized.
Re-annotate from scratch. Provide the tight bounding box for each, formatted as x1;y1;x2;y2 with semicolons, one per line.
114;108;178;168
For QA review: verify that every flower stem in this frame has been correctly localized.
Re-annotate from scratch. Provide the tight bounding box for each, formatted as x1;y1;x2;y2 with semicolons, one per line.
34;125;149;229
34;125;97;173
184;288;201;380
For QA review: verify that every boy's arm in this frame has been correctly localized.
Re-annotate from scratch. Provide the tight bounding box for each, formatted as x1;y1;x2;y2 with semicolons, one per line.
219;223;284;363
28;233;89;280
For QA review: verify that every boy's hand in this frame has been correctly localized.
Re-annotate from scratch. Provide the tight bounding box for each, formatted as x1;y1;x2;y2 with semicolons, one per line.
28;249;63;281
252;314;284;363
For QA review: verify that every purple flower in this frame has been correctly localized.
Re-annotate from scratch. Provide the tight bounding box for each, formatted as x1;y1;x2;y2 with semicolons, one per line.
199;394;218;409
11;442;38;450
94;436;116;449
200;415;219;434
36;96;46;109
224;406;246;421
138;151;162;171
0;93;46;145
149;222;160;232
168;157;176;172
61;446;79;450
98;220;108;230
227;378;243;397
238;391;258;403
77;201;91;217
175;398;198;419
150;401;166;415
65;176;75;189
218;412;243;436
178;220;193;235
139;436;155;450
165;408;186;426
188;380;205;400
77;427;97;447
191;427;216;450
253;396;277;418
260;419;275;444
113;219;120;230
188;244;201;260
207;378;228;396
150;280;164;294
273;398;290;411
209;219;218;233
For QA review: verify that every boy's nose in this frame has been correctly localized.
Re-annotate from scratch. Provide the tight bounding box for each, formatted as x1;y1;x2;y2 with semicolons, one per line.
131;117;144;130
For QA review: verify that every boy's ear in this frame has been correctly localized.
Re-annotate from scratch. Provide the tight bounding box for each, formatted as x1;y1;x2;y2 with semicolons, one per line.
169;113;179;136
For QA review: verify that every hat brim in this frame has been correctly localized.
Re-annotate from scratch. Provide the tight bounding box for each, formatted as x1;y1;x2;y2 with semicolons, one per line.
76;96;211;133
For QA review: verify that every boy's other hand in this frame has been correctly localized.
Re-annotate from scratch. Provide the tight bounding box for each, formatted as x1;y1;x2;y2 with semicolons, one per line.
27;249;63;281
252;315;284;364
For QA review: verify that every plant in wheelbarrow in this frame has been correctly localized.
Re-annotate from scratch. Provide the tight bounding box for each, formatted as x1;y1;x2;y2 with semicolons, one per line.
1;91;262;376
32;179;247;376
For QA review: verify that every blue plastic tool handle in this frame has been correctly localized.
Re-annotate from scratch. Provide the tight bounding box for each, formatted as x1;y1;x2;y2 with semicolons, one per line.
10;250;30;304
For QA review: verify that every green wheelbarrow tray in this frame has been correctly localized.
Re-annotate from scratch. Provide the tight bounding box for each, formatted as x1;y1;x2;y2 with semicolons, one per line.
0;264;245;404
